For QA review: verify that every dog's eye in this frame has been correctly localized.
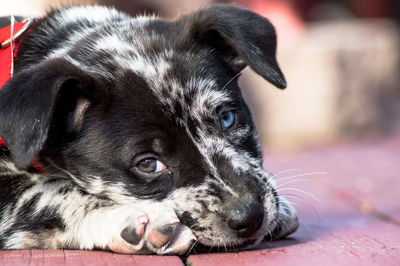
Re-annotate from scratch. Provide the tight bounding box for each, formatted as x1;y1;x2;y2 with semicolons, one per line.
220;110;236;131
136;158;167;174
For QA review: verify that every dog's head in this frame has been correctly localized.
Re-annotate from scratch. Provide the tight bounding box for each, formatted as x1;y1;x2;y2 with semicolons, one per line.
0;5;295;249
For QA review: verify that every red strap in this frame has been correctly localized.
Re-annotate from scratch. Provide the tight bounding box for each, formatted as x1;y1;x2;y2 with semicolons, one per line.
0;21;27;88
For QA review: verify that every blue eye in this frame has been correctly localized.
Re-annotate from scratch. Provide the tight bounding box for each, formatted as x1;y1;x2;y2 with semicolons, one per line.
220;110;236;131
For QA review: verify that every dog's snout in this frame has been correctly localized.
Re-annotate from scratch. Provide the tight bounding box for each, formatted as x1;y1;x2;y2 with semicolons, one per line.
227;200;264;238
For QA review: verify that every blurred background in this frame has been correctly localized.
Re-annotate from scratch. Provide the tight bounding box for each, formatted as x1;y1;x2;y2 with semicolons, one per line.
1;0;399;153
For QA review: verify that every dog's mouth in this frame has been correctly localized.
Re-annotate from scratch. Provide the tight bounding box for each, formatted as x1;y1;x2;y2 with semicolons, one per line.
188;226;281;254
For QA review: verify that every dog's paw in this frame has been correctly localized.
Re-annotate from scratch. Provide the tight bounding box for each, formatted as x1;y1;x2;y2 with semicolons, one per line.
107;210;196;255
270;196;299;239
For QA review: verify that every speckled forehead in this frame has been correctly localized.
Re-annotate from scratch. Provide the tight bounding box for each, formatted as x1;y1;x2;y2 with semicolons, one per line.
53;9;232;109
95;35;232;115
94;28;173;76
56;11;235;127
49;13;170;76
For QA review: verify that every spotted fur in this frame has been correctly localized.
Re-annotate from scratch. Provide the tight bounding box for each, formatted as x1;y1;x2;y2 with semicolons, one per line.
0;5;298;253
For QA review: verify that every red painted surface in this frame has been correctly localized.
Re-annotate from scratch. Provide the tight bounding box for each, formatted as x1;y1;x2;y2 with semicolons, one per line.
0;250;184;265
1;135;400;265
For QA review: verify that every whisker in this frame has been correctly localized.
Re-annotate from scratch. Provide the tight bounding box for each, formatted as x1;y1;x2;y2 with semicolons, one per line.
278;210;290;217
276;171;327;181
280;193;321;221
187;237;201;255
221;66;249;91
277;215;291;233
278;193;304;200
264;227;273;241
278;188;322;204
208;242;214;253
273;194;296;207
277;178;307;188
284;201;299;207
278;205;294;213
273;168;302;177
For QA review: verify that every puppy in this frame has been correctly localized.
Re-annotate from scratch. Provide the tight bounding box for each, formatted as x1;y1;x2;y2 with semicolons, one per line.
0;5;298;254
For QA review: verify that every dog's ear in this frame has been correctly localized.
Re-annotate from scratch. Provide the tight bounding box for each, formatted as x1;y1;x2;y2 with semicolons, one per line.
177;5;286;89
0;58;100;169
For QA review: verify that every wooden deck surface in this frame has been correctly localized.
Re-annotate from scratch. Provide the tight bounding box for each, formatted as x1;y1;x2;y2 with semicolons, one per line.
1;134;399;265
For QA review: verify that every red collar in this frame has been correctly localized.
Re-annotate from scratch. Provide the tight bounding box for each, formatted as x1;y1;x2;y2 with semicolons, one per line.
0;17;43;172
0;17;35;88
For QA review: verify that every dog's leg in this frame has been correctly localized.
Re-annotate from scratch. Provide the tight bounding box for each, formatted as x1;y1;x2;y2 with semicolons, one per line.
0;161;195;254
1;181;196;254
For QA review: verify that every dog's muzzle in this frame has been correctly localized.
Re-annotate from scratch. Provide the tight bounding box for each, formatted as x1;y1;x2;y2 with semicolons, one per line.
226;198;265;238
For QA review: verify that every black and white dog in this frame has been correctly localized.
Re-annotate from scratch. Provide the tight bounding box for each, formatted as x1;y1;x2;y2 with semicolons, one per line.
0;5;298;254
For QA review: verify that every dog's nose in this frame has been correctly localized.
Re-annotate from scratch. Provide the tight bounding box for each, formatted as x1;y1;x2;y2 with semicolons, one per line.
227;200;264;238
